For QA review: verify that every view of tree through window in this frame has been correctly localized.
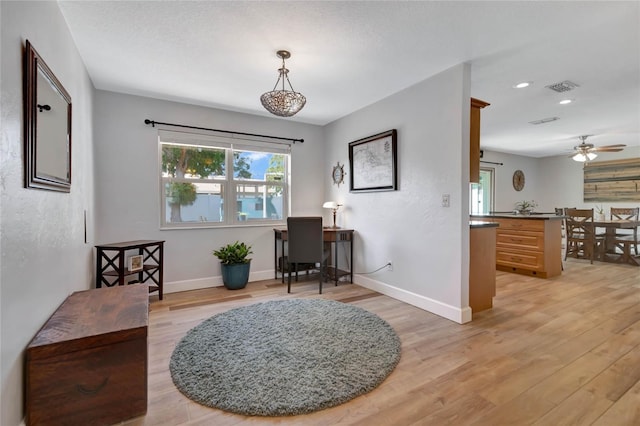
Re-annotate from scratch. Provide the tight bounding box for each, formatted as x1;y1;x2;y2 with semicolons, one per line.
160;132;289;228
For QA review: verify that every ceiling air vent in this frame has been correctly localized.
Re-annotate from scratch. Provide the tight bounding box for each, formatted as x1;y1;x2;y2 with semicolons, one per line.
529;117;560;125
545;80;580;93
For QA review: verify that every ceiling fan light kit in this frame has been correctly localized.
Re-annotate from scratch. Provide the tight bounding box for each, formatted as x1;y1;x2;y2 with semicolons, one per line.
260;50;306;117
572;152;597;162
570;135;625;162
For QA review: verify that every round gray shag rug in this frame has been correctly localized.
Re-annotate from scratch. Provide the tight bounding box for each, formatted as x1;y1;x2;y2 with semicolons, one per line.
169;298;401;416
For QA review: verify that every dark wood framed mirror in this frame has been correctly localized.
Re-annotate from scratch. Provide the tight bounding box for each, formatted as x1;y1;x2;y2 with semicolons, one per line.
24;40;72;192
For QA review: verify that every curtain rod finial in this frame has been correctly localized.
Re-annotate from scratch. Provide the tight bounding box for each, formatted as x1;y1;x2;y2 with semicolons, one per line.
144;119;155;127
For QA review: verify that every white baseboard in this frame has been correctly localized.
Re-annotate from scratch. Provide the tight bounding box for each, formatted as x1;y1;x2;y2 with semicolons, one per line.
354;274;472;324
162;270;472;324
163;269;275;294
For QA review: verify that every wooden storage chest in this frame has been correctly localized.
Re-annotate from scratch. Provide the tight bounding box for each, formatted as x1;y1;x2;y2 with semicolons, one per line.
26;285;148;425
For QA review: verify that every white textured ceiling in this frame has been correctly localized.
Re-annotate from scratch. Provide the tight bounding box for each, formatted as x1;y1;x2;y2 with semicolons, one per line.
58;1;640;157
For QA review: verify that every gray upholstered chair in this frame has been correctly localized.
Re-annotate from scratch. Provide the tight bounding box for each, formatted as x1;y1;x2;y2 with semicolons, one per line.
286;217;327;294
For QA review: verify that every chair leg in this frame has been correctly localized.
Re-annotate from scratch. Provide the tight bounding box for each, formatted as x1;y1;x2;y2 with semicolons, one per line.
287;263;292;293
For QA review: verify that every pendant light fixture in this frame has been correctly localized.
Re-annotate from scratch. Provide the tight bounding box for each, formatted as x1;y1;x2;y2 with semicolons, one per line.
260;50;306;117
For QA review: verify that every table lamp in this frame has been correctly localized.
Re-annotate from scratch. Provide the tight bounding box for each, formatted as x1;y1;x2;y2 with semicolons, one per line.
323;201;343;228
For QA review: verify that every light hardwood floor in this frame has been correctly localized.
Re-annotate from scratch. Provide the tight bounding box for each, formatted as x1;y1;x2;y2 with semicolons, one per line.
124;259;640;426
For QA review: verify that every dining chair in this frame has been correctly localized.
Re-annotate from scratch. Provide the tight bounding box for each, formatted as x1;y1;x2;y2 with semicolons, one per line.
555;207;573;270
286;216;328;294
564;208;604;264
610;207;639;256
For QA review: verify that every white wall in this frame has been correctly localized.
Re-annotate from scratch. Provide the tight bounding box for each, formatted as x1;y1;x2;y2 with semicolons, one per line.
0;2;96;424
481;150;541;211
93;91;325;293
323;63;472;323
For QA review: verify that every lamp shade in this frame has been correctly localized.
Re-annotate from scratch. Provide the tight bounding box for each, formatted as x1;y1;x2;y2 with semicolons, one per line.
323;201;338;209
572;152;598;162
261;50;306;117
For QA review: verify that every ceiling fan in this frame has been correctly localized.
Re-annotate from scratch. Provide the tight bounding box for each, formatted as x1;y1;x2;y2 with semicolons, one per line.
570;135;626;162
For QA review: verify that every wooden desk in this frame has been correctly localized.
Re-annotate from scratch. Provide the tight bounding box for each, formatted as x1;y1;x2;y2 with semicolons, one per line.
274;228;354;285
593;219;640;266
26;285;148;425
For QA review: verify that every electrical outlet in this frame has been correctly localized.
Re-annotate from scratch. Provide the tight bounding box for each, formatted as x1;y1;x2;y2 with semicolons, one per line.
387;261;393;271
442;194;450;207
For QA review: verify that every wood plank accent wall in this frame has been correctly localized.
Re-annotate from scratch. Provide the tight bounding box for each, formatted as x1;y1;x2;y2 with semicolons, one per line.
584;157;640;202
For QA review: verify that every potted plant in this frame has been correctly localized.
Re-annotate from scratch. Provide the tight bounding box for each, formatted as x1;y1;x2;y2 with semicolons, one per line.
514;200;538;215
213;241;253;290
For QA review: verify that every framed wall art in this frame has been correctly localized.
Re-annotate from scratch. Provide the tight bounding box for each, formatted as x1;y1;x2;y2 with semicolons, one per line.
348;129;397;192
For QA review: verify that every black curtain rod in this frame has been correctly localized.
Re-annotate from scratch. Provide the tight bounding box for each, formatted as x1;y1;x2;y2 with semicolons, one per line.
144;119;304;144
480;160;504;166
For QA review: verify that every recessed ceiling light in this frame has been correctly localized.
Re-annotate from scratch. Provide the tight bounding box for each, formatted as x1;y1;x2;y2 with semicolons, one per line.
559;99;573;105
513;82;531;89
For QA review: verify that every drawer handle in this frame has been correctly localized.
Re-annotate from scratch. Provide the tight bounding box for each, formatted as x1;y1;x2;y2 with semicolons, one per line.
76;377;109;395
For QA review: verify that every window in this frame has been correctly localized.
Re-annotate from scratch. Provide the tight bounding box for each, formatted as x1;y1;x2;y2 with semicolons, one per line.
159;130;290;228
470;167;494;215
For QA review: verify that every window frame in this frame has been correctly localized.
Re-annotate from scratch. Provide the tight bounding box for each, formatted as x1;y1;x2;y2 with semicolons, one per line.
158;130;290;230
470;167;495;215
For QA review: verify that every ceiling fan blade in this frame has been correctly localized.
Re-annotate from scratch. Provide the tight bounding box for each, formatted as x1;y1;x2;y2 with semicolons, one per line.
591;147;624;152
598;144;626;149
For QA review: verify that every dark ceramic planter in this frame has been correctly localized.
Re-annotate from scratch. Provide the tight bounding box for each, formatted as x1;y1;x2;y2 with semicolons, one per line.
220;262;251;290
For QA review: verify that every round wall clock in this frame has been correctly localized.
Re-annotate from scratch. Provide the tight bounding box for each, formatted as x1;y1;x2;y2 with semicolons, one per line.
513;169;525;191
332;162;345;186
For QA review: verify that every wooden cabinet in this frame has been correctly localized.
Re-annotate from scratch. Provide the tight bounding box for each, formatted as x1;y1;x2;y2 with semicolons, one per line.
469;222;498;314
470;97;490;183
96;240;164;299
491;217;562;278
26;285;148;425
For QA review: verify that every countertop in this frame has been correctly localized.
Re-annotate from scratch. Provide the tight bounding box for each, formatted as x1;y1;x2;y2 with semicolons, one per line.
469;220;499;228
471;213;564;220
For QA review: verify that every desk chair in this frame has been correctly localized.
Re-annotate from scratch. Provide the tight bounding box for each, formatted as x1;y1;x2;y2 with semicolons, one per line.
565;208;603;264
610;207;639;256
286;217;327;294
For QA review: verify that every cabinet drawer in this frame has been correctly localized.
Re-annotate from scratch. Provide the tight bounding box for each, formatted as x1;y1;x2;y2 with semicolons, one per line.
496;218;545;232
497;231;544;251
26;337;147;426
496;248;544;270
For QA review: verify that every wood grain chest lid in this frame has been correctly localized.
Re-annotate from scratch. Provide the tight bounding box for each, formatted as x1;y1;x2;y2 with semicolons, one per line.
27;285;149;359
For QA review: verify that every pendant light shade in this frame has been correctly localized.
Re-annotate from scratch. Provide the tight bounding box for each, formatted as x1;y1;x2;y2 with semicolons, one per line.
260;50;306;117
